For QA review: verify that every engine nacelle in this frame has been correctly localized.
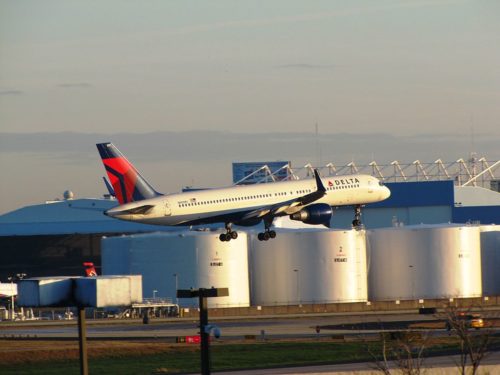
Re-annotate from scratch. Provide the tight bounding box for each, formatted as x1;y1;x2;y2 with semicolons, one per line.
289;203;333;227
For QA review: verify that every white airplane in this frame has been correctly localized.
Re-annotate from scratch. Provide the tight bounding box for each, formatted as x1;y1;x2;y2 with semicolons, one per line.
97;143;391;241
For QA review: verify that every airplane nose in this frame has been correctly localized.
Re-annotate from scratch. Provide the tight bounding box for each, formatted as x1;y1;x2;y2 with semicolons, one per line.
383;186;391;200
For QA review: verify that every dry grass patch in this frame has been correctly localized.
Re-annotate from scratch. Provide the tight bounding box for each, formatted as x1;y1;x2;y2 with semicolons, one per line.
0;339;196;365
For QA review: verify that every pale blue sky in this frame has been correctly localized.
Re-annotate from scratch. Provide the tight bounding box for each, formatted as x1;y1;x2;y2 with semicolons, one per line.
1;0;499;135
0;0;499;213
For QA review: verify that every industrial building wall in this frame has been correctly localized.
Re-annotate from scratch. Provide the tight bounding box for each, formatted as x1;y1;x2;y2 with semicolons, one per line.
343;180;456;228
0;234;102;281
332;206;452;229
453;206;500;224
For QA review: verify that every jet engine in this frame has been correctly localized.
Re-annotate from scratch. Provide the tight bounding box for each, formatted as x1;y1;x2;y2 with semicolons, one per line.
289;203;333;227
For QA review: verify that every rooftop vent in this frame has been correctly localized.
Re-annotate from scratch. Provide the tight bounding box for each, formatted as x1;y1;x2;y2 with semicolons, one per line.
63;190;74;200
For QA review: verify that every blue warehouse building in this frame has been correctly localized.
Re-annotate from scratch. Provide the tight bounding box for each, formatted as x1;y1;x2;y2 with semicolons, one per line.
328;180;500;229
1;177;499;282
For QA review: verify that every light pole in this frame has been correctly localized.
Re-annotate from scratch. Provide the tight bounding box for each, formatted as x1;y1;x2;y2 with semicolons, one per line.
409;265;414;300
16;273;27;319
7;276;14;320
293;269;300;305
177;287;229;375
173;273;179;305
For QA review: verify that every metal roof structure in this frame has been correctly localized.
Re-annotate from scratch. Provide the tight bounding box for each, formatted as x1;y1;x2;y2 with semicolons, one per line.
235;155;500;189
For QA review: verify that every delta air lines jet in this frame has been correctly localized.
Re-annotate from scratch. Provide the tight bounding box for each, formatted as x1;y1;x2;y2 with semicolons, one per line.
97;143;390;241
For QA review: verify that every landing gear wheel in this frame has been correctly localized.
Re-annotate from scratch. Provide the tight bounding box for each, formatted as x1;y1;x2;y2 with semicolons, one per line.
258;232;270;241
352;219;361;227
259;216;276;241
219;222;238;242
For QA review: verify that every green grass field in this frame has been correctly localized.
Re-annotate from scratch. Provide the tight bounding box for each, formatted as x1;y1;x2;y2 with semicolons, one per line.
2;335;498;375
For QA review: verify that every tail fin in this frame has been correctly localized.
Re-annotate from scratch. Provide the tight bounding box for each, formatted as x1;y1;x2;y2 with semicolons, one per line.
96;143;161;204
102;176;116;197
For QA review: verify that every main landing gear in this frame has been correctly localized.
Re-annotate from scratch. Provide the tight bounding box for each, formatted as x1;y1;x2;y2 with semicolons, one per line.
257;229;276;241
352;204;362;228
219;223;238;242
257;217;276;241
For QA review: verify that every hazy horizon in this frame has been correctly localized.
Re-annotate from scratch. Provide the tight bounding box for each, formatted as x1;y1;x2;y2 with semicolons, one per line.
1;1;499;213
0;130;498;214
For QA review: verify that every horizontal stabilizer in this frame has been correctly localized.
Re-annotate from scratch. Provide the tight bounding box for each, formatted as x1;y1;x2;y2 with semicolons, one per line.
106;204;155;216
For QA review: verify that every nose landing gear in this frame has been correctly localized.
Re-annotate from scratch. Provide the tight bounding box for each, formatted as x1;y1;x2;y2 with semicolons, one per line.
352;205;363;228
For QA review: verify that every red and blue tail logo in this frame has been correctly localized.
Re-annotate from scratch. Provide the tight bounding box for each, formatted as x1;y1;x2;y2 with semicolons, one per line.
96;143;161;204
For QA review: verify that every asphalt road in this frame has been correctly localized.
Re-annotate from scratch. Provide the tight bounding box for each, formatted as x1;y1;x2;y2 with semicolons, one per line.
2;312;498;340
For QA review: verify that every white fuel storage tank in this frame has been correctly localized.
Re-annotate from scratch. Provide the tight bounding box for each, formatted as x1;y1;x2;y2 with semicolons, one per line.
249;228;367;306
480;225;500;296
367;224;482;301
101;231;250;308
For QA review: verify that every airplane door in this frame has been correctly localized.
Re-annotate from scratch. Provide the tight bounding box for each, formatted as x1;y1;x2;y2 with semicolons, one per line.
368;180;374;193
164;201;171;216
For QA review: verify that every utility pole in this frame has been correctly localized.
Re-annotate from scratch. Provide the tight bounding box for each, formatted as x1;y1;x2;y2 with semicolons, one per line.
7;276;14;320
293;269;300;305
77;306;88;375
173;273;179;305
177;287;229;375
16;273;26;319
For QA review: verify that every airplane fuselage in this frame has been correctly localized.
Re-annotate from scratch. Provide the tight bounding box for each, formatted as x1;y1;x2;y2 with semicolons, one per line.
106;174;390;226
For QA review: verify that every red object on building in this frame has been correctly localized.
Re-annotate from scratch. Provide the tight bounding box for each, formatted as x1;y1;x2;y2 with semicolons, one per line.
83;262;97;277
185;335;201;344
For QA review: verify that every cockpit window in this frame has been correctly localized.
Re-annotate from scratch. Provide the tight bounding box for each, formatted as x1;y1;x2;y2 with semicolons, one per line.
379;181;385;186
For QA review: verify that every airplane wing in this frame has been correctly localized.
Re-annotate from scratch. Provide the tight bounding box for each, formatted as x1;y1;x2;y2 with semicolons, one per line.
238;169;327;223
